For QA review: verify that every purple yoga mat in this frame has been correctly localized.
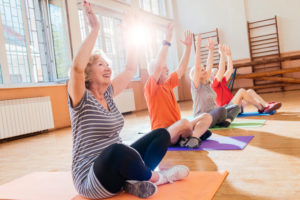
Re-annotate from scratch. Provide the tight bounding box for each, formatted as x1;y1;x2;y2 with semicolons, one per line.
168;135;254;151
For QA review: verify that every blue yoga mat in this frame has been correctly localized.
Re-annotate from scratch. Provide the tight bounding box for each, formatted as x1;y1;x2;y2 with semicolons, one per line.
237;110;275;117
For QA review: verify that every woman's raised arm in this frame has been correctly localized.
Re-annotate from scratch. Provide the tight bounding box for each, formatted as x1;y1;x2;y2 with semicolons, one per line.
68;1;100;107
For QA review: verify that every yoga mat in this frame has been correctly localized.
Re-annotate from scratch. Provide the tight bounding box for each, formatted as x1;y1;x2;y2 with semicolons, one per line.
210;119;266;130
168;135;254;151
0;171;228;200
237;110;275;117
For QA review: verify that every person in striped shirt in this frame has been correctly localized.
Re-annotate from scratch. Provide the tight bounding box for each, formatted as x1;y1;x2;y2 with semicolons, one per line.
68;1;189;199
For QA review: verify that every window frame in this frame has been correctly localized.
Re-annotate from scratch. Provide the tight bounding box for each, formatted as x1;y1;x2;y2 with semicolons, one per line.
0;8;10;84
43;0;72;81
139;0;168;18
0;0;175;87
0;0;72;87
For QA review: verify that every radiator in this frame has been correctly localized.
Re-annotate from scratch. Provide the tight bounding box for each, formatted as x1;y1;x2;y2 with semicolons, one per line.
0;97;54;139
113;88;136;113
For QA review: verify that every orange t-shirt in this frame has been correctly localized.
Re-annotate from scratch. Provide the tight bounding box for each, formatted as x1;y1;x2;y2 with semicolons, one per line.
144;72;181;130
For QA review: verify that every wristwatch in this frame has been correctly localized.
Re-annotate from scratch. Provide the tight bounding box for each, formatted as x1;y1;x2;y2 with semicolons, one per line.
162;40;171;46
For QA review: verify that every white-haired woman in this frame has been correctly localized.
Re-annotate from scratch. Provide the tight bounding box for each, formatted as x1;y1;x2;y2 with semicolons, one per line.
68;1;189;199
190;36;240;127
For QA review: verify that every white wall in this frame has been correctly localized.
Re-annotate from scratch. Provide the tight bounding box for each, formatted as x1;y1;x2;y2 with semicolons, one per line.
174;0;250;61
174;0;300;62
245;0;300;53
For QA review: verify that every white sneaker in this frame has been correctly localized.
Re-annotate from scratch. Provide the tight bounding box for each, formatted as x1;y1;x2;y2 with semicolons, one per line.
159;165;189;184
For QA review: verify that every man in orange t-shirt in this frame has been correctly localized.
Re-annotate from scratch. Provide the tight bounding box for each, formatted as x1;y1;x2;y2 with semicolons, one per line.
144;24;212;149
145;71;181;130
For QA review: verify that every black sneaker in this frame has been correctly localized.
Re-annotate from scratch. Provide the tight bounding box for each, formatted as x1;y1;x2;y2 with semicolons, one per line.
218;118;232;127
124;180;157;198
239;106;244;114
200;130;212;141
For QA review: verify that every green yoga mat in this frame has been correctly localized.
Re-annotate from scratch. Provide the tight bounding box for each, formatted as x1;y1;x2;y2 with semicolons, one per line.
210;120;266;130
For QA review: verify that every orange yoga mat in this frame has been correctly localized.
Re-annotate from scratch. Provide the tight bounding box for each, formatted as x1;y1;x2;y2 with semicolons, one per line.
0;171;228;200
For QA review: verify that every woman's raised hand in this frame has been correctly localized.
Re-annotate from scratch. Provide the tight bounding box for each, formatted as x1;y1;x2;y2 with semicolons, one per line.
196;34;202;48
218;43;226;55
83;0;100;30
225;45;231;57
165;22;174;42
206;38;215;51
180;30;193;47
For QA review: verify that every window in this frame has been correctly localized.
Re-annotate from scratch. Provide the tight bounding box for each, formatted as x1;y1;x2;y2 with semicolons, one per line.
78;8;128;79
0;0;71;85
78;10;87;42
145;29;163;64
0;0;31;83
24;0;48;82
139;0;166;17
48;0;72;80
102;16;125;77
78;10;103;51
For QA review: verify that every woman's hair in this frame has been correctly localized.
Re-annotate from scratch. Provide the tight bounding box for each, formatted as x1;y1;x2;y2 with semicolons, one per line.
84;50;111;88
190;66;216;83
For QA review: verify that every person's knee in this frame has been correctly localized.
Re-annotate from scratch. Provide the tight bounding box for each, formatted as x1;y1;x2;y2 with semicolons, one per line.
109;144;137;162
246;89;254;94
109;143;127;153
227;104;241;120
96;143;128;166
235;88;246;99
176;119;193;138
218;107;227;118
178;118;192;130
201;113;213;125
156;128;171;143
238;88;246;94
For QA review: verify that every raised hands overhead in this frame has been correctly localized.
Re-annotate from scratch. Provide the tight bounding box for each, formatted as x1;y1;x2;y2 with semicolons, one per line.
190;34;204;88
205;38;215;82
206;38;215;51
215;43;226;82
180;30;193;47
224;45;234;81
165;22;174;42
195;34;202;48
149;22;174;81
83;0;99;30
176;30;193;78
68;0;101;107
195;34;203;68
218;43;226;56
225;44;231;57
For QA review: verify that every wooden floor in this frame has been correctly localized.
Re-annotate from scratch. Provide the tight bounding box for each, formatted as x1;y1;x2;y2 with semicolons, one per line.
1;90;300;199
